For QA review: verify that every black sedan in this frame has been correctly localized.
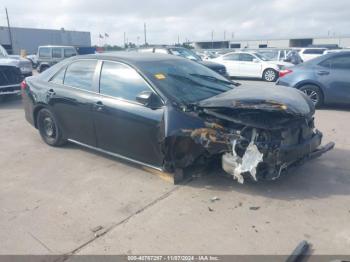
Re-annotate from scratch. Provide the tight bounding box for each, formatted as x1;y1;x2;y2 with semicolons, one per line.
22;53;334;184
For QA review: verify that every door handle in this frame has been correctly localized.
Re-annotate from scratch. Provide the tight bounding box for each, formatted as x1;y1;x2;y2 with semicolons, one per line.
317;70;330;76
94;101;105;112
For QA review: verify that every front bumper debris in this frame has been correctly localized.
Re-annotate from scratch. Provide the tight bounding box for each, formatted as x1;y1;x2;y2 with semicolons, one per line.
222;130;334;184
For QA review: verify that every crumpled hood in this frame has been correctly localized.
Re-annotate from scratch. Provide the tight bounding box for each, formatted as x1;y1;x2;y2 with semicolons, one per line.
198;84;315;117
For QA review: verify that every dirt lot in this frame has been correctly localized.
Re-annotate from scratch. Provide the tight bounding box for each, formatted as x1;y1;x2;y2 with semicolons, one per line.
1;80;350;256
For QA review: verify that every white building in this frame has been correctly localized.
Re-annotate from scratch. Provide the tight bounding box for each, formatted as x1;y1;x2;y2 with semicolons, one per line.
192;36;350;50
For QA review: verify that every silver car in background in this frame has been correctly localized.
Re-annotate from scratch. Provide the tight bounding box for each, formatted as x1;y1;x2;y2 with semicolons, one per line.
36;45;77;72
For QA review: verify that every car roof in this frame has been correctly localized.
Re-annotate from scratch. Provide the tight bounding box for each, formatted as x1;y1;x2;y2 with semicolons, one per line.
72;52;186;66
138;45;187;50
38;45;76;48
224;51;256;56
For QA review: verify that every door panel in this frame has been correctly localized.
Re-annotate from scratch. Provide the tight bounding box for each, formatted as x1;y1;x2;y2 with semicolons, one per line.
47;59;98;146
48;85;97;146
220;53;240;76
239;54;262;77
93;96;164;166
93;61;164;166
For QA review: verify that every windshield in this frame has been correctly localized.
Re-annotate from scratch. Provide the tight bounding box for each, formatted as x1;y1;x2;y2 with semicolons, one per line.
138;59;234;105
169;48;202;61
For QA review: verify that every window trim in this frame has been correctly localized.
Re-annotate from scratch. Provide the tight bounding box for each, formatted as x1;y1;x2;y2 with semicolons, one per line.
48;59;100;94
319;54;350;69
49;65;68;84
63;59;100;93
223;53;240;61
97;59;165;107
64;48;77;58
52;48;63;59
39;47;52;59
239;53;255;62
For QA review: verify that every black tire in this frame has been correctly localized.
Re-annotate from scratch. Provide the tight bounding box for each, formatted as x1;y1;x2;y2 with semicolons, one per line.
263;68;278;82
37;108;66;146
299;85;324;108
39;65;49;73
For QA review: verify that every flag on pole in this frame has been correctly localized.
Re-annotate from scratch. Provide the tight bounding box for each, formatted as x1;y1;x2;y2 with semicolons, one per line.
104;33;109;38
99;34;104;39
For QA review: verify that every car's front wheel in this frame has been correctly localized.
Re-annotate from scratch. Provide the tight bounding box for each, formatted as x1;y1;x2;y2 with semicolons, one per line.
299;85;324;108
263;68;278;82
37;108;66;146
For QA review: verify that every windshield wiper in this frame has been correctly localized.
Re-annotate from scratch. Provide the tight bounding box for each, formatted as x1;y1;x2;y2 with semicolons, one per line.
189;73;240;86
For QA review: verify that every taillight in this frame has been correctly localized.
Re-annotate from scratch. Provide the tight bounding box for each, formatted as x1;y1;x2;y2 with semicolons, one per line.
20;80;27;90
279;69;293;78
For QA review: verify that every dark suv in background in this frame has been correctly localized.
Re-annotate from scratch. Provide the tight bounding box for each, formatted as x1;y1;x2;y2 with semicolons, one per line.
277;51;350;107
136;46;229;78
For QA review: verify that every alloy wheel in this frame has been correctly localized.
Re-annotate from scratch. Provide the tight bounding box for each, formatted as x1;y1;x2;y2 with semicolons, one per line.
302;89;319;105
43;116;56;138
264;70;276;82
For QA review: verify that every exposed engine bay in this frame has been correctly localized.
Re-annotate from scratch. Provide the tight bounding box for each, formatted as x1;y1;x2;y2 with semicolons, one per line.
163;101;335;184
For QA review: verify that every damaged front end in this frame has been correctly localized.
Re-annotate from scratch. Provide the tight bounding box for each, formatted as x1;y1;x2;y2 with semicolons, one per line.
163;86;334;183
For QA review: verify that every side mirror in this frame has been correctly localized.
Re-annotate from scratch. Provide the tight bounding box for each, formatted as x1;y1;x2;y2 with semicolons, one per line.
252;58;260;63
136;91;162;108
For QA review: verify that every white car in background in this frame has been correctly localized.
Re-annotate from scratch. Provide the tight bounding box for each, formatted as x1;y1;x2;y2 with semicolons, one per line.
212;51;293;82
297;48;327;62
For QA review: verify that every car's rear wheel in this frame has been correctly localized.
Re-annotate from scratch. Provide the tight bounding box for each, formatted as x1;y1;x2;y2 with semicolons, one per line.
263;69;278;82
299;85;324;108
37;108;66;146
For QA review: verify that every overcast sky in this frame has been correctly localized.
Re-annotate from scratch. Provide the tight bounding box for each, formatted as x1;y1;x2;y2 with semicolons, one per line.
1;0;350;46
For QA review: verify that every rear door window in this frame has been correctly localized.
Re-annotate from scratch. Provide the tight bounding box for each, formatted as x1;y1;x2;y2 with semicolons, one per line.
223;53;240;61
240;53;255;62
50;67;66;84
320;55;350;69
52;48;62;58
330;55;350;69
39;47;51;58
64;48;77;58
99;61;151;102
64;60;97;91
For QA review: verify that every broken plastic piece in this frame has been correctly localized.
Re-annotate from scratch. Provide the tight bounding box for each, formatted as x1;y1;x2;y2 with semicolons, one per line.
210;196;220;202
222;129;264;183
240;142;264;181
